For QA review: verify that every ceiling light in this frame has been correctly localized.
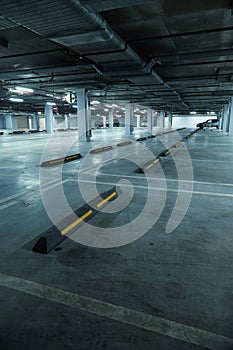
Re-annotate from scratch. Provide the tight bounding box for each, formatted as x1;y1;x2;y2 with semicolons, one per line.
9;98;24;102
15;86;34;93
104;108;109;112
46;102;56;105
190;111;197;114
91;100;101;105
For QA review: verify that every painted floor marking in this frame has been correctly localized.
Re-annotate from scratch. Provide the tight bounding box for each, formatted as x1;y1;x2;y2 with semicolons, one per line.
0;272;232;350
92;172;233;188
71;179;233;198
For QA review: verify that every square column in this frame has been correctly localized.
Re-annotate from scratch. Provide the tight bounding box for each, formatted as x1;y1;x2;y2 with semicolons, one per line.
223;103;230;132
109;110;114;129
64;114;68;129
228;97;233;135
5;114;13;130
77;88;90;142
102;116;107;128
45;103;54;134
158;111;165;129
147;108;153;133
28;116;32;129
125;103;134;135
153;115;158;127
33;112;39;130
168;113;173;128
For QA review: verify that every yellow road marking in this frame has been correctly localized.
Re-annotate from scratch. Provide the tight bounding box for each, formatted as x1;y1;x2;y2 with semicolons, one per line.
97;192;117;208
61;210;93;236
146;163;154;170
66;155;78;160
90;146;113;153
49;158;64;164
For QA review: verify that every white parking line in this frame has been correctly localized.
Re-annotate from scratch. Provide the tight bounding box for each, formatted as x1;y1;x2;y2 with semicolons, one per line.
166;158;233;163
0;179;70;212
92;172;233;188
0;272;232;350
71;179;233;198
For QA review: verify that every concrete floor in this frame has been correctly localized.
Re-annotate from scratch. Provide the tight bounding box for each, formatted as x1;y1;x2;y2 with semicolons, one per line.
0;127;233;350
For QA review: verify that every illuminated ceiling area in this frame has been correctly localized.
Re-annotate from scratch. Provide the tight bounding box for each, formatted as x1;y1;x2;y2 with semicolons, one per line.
0;0;232;115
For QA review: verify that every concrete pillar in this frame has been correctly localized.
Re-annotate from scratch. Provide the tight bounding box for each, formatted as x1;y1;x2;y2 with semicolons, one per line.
12;116;18;130
102;116;107;128
168;113;173;128
33;112;39;130
64;114;68;129
153;114;158;127
147;108;153;133
86;97;92;139
28;116;32;130
77;88;90;141
45;103;54;134
125;103;134;135
228;97;233;135
109;110;114;129
136;115;141;128
159;111;165;129
67;114;71;129
218;111;223;130
223;104;230;132
5;114;13;130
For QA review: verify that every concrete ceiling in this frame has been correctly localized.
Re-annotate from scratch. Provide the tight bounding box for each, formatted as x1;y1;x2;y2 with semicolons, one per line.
0;0;232;114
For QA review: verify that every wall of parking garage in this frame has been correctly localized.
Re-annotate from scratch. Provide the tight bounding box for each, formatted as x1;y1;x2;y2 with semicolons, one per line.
172;115;217;128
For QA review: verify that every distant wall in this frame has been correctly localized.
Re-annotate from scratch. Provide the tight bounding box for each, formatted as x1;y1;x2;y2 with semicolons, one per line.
172;115;217;128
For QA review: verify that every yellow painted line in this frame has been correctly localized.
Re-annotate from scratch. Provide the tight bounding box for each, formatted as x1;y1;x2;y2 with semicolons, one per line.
146;163;154;170
117;141;132;146
90;146;113;154
66;155;78;160
61;210;93;236
97;191;117;208
49;158;64;164
153;159;159;164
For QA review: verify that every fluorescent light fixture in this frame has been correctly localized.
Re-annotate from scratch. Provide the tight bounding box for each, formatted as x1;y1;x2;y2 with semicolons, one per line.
91;100;101;105
9;97;24;102
72;104;78;108
46;102;56;105
15;86;34;93
190;111;197;114
210;111;215;115
104;108;109;112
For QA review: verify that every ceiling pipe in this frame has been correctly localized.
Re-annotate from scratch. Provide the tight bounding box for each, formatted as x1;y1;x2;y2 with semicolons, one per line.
156;48;233;64
0;0;188;109
51;0;187;108
129;26;233;42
